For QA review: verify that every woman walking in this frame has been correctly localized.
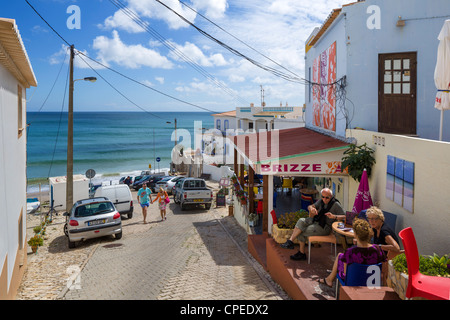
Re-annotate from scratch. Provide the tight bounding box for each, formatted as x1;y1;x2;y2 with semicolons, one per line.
152;187;169;221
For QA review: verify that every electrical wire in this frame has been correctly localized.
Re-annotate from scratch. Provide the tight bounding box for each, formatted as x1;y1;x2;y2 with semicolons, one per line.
76;50;218;114
109;0;249;106
24;0;227;115
178;0;301;80
153;0;307;84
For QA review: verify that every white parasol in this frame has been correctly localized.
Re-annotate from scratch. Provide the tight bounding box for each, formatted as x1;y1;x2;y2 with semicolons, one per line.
434;19;450;141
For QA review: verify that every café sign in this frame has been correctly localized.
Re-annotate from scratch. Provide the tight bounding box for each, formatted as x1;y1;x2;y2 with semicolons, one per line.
258;161;348;175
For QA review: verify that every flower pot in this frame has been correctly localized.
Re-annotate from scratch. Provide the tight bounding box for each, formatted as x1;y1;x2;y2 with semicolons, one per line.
31;246;38;254
272;224;300;244
386;260;407;300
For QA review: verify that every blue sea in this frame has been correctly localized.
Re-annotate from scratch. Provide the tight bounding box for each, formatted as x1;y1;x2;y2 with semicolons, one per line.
26;112;214;193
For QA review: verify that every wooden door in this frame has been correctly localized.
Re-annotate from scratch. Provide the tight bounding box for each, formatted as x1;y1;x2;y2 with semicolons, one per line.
378;52;417;134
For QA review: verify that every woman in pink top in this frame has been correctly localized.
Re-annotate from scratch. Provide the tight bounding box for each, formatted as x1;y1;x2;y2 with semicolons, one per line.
152;187;169;221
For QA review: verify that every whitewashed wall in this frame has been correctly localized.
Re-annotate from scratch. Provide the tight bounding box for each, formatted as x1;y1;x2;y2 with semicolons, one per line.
348;129;450;255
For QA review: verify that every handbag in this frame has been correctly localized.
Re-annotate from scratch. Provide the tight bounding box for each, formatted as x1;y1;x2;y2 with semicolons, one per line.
164;196;170;204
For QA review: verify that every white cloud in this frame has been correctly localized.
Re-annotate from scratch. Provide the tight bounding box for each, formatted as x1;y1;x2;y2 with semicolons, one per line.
101;8;146;33
168;41;229;67
102;0;196;31
92;30;174;69
191;0;228;19
155;77;165;84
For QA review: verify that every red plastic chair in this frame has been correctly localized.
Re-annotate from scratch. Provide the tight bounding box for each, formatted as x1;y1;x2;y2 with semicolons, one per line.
399;227;450;300
270;210;277;224
256;201;263;215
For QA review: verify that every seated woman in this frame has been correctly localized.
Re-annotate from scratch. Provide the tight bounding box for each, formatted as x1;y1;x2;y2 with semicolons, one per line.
318;218;387;287
365;206;402;259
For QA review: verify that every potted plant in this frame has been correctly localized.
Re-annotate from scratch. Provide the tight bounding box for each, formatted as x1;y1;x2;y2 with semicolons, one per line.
248;213;258;227
387;253;450;299
272;210;308;244
341;143;376;181
33;225;41;234
28;235;44;253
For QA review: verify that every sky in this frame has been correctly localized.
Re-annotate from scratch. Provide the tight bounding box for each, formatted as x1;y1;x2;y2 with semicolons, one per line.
4;0;351;113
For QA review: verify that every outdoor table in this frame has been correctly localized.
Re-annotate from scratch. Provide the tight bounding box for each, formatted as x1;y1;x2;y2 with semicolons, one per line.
332;221;355;250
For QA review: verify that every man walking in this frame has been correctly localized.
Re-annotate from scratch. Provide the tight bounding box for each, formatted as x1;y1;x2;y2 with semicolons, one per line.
137;183;153;224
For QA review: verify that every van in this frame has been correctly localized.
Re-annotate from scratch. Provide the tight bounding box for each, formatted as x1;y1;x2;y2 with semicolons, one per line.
95;184;133;219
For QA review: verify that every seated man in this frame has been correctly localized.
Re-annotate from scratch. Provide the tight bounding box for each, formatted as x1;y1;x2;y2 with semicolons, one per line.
280;188;345;260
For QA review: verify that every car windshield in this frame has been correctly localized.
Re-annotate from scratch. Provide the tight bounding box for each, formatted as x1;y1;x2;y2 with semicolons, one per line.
159;177;171;182
75;202;115;217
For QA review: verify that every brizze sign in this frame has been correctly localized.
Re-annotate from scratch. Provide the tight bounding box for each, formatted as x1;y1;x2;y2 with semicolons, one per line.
259;161;348;175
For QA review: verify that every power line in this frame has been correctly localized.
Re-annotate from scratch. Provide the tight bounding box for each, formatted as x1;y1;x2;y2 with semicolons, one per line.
25;0;71;47
76;50;218;113
178;0;301;80
108;0;249;106
153;0;307;84
24;0;224;114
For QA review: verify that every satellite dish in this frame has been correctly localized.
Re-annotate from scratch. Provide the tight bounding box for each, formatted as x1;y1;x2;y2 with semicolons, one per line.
85;169;96;179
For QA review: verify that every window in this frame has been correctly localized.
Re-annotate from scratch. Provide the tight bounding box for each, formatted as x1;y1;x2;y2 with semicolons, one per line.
18;85;23;137
216;119;221;130
224;120;229;130
383;58;411;95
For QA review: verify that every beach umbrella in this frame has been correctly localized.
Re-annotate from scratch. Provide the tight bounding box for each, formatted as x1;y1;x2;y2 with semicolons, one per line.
434;19;450;141
352;168;373;213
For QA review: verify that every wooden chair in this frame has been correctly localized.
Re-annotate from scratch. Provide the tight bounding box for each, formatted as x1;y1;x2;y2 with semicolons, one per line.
307;233;337;264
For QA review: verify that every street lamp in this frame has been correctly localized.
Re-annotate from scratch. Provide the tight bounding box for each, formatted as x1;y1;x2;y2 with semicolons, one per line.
166;118;177;173
66;45;97;212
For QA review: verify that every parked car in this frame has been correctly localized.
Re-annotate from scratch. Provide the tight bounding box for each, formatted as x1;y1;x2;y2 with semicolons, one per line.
173;178;213;210
132;175;164;192
155;176;186;194
172;177;186;200
119;175;135;186
63;197;122;249
94;184;134;219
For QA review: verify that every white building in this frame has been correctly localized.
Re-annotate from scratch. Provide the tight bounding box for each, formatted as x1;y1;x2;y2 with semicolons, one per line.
304;0;450;141
0;18;37;299
303;0;450;254
236;103;305;132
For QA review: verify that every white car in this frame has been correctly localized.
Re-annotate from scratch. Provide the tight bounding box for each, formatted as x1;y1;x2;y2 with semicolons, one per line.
64;197;122;249
155;176;185;194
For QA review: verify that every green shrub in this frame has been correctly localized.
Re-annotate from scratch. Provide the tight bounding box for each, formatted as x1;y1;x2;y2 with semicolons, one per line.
277;210;308;229
392;253;450;277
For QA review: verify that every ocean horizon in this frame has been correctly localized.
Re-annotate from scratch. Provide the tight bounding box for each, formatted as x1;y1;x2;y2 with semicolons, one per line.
26;111;214;193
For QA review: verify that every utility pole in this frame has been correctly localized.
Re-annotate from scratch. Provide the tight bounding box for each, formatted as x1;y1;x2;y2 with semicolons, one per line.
66;45;74;212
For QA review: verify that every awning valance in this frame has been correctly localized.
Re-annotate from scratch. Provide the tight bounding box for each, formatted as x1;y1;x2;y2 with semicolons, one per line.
232;127;350;175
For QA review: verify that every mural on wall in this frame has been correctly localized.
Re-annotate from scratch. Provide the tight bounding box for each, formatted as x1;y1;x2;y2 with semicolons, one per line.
312;41;336;132
386;155;414;212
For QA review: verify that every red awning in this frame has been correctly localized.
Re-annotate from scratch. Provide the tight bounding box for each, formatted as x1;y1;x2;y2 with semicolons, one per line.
232;127;349;164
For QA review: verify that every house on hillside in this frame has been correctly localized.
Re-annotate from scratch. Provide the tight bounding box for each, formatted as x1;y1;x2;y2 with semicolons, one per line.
0;18;37;299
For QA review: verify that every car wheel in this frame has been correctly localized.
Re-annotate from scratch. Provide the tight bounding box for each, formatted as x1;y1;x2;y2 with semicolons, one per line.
63;223;68;237
127;212;133;219
180;203;185;211
68;238;76;249
205;204;211;210
115;231;123;240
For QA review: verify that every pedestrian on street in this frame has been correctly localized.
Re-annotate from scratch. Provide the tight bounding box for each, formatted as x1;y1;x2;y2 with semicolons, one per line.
152;187;169;221
137;183;153;224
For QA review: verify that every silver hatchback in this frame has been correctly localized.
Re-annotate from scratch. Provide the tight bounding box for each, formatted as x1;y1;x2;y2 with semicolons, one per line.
64;197;122;248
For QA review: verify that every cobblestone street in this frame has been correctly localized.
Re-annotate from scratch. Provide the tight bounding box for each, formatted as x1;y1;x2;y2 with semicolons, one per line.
18;187;288;301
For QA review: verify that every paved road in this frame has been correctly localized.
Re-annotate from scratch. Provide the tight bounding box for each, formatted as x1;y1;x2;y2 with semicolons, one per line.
60;192;288;300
